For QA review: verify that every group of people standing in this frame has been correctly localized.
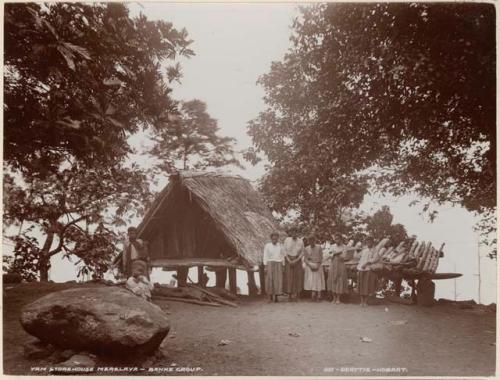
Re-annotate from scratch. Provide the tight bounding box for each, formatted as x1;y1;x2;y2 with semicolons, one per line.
263;230;380;307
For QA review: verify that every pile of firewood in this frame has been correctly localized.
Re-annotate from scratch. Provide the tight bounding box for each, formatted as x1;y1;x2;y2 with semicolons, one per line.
152;284;238;307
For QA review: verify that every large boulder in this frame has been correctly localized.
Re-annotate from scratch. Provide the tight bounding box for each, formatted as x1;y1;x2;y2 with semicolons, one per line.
20;286;169;356
23;338;55;359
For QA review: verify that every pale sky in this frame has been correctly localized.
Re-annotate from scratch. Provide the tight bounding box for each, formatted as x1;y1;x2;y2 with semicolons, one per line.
27;3;497;304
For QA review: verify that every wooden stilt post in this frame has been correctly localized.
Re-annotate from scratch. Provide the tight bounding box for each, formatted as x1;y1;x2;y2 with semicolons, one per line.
247;270;258;296
177;267;189;287
197;266;206;287
410;279;417;303
215;268;227;288
259;264;266;295
229;268;237;294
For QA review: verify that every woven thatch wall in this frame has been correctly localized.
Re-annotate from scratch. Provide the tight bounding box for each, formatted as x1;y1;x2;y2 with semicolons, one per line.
138;171;280;267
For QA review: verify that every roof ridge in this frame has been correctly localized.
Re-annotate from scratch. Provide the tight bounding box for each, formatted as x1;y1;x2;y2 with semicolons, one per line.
178;170;246;181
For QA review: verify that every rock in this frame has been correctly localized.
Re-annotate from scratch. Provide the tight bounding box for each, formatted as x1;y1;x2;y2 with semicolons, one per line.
59;354;96;367
20;286;170;356
140;348;165;368
58;349;78;361
23;338;55;359
52;354;96;374
487;303;496;313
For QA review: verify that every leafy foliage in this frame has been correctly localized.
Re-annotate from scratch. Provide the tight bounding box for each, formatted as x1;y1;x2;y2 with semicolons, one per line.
9;234;40;281
151;99;241;171
4;162;152;280
365;206;408;245
248;3;495;251
3;2;199;279
4;2;193;177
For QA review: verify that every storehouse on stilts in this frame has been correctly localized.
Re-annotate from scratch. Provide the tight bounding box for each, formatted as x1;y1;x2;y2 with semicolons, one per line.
137;171;281;294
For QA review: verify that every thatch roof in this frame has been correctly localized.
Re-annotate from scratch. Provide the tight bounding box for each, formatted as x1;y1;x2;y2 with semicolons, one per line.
137;171;280;267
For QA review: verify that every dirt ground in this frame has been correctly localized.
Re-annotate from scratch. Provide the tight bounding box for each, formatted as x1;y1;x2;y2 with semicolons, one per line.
3;282;496;376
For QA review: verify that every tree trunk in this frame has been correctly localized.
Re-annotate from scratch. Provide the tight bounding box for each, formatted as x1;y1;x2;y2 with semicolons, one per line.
183;148;188;170
39;259;49;282
39;230;55;282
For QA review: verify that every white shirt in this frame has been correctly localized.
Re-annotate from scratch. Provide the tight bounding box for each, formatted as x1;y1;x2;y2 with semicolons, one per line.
283;237;304;257
126;275;154;300
263;242;284;264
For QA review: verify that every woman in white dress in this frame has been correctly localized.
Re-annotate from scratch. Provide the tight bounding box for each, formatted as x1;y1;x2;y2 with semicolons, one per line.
303;236;325;301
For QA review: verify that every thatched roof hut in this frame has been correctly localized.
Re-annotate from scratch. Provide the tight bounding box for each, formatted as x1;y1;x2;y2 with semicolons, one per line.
137;171;280;271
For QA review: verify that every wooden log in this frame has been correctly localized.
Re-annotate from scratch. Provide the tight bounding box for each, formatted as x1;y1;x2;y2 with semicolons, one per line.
153;285;204;300
228;268;237;294
187;284;239;307
152;295;222;307
205;286;238;301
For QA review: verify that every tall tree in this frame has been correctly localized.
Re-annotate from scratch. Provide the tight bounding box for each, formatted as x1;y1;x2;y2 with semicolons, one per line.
3;2;195;279
151;99;240;171
365;206;408;245
3;162;151;281
4;2;194;177
248;3;495;253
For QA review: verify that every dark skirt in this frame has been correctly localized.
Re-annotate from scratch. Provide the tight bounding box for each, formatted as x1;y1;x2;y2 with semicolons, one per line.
358;270;378;296
328;256;349;294
266;261;283;295
284;259;304;294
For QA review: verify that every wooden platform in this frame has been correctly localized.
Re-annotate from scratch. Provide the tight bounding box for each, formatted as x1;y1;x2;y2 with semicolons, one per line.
150;258;255;271
344;261;462;281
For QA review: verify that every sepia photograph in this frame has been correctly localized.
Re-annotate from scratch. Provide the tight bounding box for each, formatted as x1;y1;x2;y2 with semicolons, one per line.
2;1;497;377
